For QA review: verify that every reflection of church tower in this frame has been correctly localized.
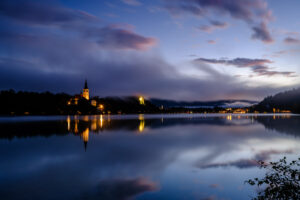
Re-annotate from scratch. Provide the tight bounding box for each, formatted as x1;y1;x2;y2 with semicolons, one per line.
82;128;89;151
82;80;89;100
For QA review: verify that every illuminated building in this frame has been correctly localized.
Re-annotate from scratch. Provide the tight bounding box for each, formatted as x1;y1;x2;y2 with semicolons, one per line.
139;96;145;105
91;100;97;107
82;80;89;100
67;80;93;106
233;109;246;114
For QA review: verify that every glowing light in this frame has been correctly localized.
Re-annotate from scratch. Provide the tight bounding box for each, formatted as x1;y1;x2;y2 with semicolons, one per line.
98;104;104;110
139;120;145;132
82;128;89;143
227;115;232;121
139;96;145;105
99;115;103;128
138;114;145;132
67;116;71;131
74;119;79;133
91;100;97;107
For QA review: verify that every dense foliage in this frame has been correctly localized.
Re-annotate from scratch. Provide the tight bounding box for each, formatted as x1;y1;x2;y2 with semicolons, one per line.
253;88;300;113
0;90;159;115
246;157;300;200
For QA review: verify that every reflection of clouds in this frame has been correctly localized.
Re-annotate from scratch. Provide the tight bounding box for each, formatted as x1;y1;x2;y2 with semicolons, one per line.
197;149;293;169
94;177;158;200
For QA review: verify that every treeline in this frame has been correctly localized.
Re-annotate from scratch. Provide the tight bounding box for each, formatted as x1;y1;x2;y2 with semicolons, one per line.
0;90;160;115
252;88;300;113
0;90;73;115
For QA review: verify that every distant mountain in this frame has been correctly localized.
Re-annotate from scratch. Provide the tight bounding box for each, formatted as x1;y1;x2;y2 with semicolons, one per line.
253;88;300;113
150;99;258;109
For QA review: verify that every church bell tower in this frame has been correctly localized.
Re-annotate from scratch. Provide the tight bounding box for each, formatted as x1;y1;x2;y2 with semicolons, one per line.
82;80;89;100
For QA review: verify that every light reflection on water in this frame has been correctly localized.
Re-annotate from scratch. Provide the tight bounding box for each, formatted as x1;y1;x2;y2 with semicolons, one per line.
0;114;299;200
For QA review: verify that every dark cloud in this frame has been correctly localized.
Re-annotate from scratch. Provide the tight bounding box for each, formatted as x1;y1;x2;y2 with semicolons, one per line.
198;149;293;169
0;31;296;101
0;0;297;100
164;0;273;43
284;37;300;44
95;178;158;200
85;26;157;50
0;0;156;51
251;22;274;43
199;20;228;33
195;57;296;77
164;0;272;22
0;0;98;25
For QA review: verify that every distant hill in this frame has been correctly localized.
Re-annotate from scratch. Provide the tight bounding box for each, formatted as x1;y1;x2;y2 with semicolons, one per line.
150;99;257;109
253;88;300;113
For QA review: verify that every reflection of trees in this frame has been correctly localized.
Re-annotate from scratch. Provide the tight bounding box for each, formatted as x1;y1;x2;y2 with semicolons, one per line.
255;115;300;137
1;115;299;140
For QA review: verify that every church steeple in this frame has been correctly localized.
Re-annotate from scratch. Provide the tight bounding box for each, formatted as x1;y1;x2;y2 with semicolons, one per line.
82;79;89;100
84;79;88;89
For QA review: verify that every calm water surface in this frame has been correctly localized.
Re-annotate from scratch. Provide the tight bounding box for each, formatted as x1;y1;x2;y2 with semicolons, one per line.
0;114;299;200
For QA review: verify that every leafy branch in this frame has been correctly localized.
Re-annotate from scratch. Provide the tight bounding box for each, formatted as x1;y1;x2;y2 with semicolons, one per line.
246;157;300;200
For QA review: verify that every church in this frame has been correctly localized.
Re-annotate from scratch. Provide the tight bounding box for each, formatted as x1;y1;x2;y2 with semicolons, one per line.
67;80;90;105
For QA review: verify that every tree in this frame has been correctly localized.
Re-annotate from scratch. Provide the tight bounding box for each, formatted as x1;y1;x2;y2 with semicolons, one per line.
246;157;300;200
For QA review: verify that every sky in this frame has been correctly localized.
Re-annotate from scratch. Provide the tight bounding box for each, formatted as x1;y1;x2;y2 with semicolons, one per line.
0;0;300;101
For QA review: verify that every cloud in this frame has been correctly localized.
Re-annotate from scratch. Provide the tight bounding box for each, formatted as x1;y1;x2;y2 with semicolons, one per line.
252;22;274;43
85;26;157;50
207;40;216;44
195;57;272;67
199;20;228;33
0;0;98;25
164;0;272;22
195;57;296;77
164;0;273;43
284;37;300;44
198;149;293;169
0;0;156;51
95;177;158;200
121;0;142;6
0;1;297;101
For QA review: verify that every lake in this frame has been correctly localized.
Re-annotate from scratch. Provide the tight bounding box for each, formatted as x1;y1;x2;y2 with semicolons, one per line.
0;114;299;200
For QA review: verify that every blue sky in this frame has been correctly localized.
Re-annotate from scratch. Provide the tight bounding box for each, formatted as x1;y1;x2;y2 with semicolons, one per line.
0;0;299;100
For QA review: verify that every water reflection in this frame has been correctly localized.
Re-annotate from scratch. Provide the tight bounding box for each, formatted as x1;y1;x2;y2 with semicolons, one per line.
0;114;299;200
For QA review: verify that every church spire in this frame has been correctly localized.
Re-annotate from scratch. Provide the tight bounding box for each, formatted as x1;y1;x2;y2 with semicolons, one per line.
84;79;88;89
82;79;89;100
